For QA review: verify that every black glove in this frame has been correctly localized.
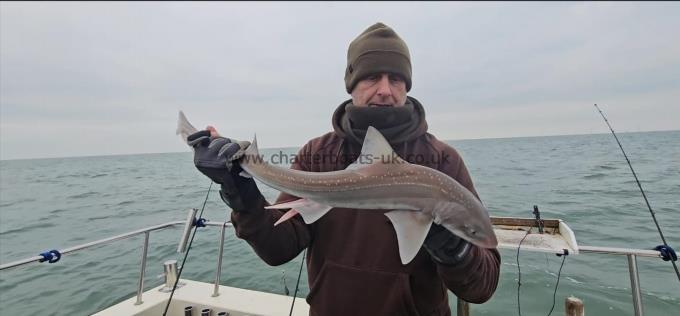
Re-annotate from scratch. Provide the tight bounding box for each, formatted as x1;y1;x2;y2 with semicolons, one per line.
188;130;266;212
423;223;472;266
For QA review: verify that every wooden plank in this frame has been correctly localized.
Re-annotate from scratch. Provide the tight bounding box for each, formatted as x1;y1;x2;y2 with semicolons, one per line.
491;216;561;228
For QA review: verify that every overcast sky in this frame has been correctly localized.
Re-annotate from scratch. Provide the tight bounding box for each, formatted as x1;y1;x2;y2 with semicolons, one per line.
1;2;679;160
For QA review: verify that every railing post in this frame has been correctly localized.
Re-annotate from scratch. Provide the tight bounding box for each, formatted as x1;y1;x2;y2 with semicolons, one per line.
565;296;584;316
212;222;227;297
456;298;469;316
627;254;644;316
134;231;150;305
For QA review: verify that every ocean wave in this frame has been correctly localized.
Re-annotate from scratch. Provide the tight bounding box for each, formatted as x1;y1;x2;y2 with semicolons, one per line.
565;276;583;284
583;173;607;179
55;173;85;179
547;200;577;205
67;191;99;199
648;293;678;302
49;208;70;214
623;179;654;185
0;280;18;293
0;221;57;236
0;198;37;207
597;165;618;170
87;214;115;221
553;188;595;196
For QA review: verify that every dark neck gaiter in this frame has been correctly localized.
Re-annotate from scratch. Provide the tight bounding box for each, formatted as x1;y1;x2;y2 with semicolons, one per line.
341;100;420;145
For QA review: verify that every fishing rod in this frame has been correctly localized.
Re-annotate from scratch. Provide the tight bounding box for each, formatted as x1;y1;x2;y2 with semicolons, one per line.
288;249;307;316
594;104;680;281
162;181;214;315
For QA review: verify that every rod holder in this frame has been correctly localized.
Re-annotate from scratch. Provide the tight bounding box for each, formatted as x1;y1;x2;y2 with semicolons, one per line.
184;306;193;316
533;205;544;234
159;259;185;292
178;208;199;253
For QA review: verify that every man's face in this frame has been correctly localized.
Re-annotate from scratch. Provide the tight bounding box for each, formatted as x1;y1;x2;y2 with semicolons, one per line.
351;73;407;107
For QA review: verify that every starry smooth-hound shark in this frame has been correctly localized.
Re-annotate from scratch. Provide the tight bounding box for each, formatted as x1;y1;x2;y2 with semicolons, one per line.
177;111;497;264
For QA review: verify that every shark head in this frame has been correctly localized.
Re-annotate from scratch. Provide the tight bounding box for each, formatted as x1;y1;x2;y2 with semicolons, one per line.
434;201;498;249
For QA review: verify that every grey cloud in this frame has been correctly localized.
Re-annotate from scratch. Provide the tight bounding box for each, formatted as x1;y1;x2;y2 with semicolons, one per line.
1;2;679;160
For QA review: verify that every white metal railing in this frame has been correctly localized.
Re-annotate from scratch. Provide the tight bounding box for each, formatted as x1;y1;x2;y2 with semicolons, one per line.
0;211;670;316
0;210;234;307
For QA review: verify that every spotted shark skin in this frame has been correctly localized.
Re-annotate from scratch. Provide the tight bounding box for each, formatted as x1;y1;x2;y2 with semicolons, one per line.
177;111;498;264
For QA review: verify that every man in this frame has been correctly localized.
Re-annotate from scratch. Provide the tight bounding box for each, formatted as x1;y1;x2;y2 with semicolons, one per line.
189;22;500;316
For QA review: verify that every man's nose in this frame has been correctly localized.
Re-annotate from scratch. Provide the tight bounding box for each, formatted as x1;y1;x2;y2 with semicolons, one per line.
376;75;392;97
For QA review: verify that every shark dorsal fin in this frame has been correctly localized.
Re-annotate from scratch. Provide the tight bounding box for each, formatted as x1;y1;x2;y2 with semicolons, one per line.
361;126;393;161
346;126;405;171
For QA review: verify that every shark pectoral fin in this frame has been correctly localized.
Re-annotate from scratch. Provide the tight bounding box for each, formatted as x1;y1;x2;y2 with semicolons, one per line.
384;210;433;265
265;199;307;210
274;209;300;226
265;198;332;224
238;170;253;178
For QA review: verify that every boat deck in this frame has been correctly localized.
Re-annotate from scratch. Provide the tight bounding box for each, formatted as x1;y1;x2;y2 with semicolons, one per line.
94;279;309;316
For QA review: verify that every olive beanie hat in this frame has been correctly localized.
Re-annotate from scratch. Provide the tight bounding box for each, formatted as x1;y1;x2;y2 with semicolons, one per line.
344;22;412;93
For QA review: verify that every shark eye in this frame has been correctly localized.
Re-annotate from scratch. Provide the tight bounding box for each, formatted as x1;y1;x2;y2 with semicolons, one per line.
463;224;477;236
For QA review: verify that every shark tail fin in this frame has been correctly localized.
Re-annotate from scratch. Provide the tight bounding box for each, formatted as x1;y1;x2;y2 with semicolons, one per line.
245;134;259;158
176;110;198;144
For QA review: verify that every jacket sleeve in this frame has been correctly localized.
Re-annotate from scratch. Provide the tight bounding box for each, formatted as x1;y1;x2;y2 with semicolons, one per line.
435;145;501;304
229;144;312;266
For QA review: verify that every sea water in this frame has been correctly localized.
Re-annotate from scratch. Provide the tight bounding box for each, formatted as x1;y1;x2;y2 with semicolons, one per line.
1;131;678;315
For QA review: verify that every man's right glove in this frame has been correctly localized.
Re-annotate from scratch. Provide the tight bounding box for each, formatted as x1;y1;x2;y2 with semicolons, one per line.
187;130;266;212
423;223;472;266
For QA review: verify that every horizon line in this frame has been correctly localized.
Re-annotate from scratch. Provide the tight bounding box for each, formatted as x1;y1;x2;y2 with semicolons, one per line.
2;128;678;162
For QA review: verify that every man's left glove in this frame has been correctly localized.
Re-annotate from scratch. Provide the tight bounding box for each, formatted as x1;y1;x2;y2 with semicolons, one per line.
423;223;472;266
188;130;266;212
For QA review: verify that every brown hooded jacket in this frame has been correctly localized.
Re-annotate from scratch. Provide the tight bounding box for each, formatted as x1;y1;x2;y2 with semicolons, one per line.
231;97;501;316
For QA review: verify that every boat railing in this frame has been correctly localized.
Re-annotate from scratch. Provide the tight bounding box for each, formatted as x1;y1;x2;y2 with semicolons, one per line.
0;210;668;316
0;213;233;306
